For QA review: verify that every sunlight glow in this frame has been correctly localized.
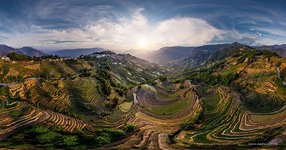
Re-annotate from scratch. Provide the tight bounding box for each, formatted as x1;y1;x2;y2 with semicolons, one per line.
136;38;151;50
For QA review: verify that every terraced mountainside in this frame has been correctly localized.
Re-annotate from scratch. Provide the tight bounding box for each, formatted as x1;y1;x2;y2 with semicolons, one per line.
1;47;286;149
178;47;286;112
0;51;167;148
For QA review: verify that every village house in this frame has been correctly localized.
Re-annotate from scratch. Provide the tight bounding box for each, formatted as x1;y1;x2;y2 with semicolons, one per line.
1;56;10;61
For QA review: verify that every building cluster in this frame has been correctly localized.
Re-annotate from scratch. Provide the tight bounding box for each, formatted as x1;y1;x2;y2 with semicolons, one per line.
1;56;10;61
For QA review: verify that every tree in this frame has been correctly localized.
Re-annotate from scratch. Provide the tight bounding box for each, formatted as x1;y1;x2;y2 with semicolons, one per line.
125;124;135;132
33;126;49;134
94;136;111;147
37;131;60;144
7;52;32;61
61;135;78;146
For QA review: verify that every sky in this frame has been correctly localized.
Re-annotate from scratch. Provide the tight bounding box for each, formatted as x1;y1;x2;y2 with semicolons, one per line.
0;0;286;51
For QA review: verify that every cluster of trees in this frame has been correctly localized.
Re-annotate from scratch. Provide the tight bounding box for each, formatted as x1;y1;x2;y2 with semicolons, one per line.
115;86;128;97
39;70;53;79
261;50;278;58
0;86;9;96
96;66;112;96
92;124;135;147
39;55;60;59
235;49;277;64
7;52;32;61
6;53;79;62
236;50;256;64
186;65;238;87
105;97;119;110
0;124;135;148
209;73;238;86
79;55;98;61
79;68;91;77
95;60;127;98
2;126;79;148
6;75;24;83
158;76;167;82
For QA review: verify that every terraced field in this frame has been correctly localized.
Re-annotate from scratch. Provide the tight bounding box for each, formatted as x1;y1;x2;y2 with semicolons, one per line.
2;78;286;148
0;97;96;141
1;49;286;149
88;82;202;149
175;86;286;148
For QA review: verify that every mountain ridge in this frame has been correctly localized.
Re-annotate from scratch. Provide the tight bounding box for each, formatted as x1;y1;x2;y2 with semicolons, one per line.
51;47;108;57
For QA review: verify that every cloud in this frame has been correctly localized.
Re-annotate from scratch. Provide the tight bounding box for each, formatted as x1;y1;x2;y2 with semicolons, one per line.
1;0;286;50
86;9;223;50
154;17;222;47
1;8;223;51
41;40;83;44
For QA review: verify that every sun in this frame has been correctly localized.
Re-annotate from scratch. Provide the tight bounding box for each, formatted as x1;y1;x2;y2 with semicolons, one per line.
136;38;150;50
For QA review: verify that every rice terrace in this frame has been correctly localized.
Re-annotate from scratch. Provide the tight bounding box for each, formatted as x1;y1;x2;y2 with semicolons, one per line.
1;0;286;149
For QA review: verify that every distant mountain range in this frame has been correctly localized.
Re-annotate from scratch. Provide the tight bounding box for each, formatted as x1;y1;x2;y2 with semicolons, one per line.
51;47;107;57
255;45;286;57
1;43;286;61
139;43;241;65
0;45;107;57
169;43;251;69
138;43;286;66
0;45;15;56
18;47;46;57
0;44;45;57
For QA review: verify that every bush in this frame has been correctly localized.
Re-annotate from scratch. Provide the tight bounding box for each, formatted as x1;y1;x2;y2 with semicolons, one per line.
10;111;21;120
159;76;167;82
125;124;135;132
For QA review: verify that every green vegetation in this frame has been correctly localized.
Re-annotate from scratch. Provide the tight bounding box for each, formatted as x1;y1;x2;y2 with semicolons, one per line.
186;66;238;87
6;75;24;82
7;52;32;61
149;97;189;115
0;64;9;81
95;60;112;97
0;124;135;149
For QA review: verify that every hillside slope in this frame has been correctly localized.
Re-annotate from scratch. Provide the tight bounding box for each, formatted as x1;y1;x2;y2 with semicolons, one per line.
51;47;107;57
1;46;286;149
18;47;45;57
178;47;286;112
0;45;15;56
